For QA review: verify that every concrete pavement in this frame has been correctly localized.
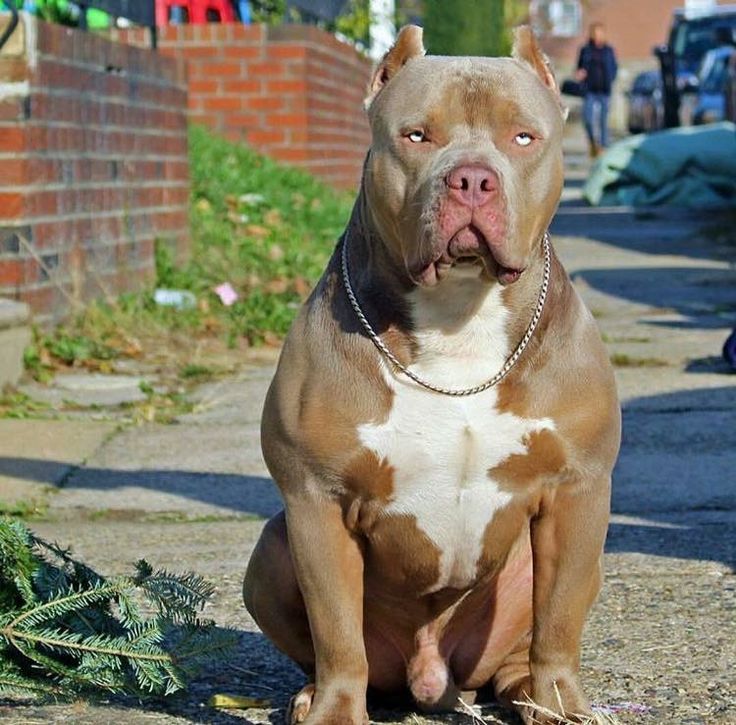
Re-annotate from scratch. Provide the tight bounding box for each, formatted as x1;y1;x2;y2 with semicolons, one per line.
1;134;735;724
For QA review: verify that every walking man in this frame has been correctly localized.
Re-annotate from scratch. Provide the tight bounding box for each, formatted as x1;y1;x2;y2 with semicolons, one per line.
576;23;618;157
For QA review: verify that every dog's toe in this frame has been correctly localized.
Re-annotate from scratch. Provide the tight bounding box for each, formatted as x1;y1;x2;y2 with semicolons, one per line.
287;683;316;724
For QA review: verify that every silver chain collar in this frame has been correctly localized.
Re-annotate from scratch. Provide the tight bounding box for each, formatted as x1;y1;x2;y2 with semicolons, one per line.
340;231;551;397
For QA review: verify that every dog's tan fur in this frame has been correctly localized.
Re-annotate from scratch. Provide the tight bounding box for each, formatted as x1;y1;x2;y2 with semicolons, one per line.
244;26;621;725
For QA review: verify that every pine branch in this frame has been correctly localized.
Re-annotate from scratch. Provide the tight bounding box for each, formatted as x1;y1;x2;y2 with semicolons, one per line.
6;581;124;631
0;518;237;701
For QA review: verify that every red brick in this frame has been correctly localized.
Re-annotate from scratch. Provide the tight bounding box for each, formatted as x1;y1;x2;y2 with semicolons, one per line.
269;45;307;59
221;112;260;128
248;61;286;76
20;285;57;314
247;129;286;145
0;260;23;287
271;148;310;162
229;25;265;43
266;113;309;127
196;61;242;77
0;127;26;153
222;79;261;94
205;96;243;111
267;79;308;94
189;79;219;94
0;193;23;220
246;96;284;111
223;46;262;60
0;158;27;186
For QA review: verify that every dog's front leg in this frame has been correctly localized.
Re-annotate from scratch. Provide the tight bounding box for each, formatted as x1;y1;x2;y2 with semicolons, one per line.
524;477;611;724
285;490;368;725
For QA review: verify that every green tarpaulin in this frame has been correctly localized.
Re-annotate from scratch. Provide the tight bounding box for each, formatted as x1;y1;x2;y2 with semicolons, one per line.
583;122;736;207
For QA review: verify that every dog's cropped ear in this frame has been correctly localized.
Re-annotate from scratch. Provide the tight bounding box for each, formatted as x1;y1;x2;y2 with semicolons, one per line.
365;25;425;109
512;25;558;94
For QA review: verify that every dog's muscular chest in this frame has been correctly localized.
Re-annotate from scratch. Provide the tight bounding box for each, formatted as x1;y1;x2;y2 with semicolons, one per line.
351;278;554;593
356;380;552;592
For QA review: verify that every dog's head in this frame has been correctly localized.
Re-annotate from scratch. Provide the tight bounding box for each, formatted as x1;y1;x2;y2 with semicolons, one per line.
363;26;566;287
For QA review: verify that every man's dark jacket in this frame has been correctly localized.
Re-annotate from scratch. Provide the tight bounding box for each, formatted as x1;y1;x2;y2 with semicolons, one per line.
577;42;618;94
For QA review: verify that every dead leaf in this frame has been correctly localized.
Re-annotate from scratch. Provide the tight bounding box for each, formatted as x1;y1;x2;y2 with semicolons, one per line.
245;273;261;288
265;277;289;294
263;208;283;227
263;331;281;347
267;244;284;261
293;276;311;298
245;225;270;239
227;211;250;225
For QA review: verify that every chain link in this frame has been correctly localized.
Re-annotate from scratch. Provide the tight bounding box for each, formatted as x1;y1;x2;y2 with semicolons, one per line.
341;231;551;396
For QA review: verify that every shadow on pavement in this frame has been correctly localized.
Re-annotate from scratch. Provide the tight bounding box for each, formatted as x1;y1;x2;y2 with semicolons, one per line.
607;384;736;571
571;265;736;330
552;203;734;264
0;459;282;518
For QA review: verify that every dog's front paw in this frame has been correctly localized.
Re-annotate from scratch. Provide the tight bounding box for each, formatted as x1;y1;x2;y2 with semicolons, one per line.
518;670;590;724
286;682;367;725
288;683;316;724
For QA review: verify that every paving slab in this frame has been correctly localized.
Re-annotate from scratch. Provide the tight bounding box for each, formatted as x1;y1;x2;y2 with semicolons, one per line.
0;419;118;506
0;298;31;389
51;422;279;518
19;373;150;407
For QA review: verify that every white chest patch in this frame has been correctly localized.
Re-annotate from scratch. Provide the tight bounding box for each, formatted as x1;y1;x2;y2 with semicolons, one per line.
357;272;553;591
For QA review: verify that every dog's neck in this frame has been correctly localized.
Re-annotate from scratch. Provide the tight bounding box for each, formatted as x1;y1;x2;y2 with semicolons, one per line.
346;191;548;355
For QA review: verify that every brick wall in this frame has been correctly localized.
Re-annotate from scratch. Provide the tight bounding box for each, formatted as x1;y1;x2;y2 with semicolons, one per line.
0;14;188;319
115;23;372;189
541;0;735;63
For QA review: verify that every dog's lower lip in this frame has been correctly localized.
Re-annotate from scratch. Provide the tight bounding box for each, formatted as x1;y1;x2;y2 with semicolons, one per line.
497;266;523;285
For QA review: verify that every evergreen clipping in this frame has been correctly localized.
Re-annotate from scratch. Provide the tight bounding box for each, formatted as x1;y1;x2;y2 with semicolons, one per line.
0;518;237;700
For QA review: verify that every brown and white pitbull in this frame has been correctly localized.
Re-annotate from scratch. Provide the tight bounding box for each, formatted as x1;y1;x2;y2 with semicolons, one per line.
243;25;621;725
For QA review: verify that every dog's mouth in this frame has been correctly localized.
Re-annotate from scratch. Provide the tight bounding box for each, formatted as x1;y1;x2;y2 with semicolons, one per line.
413;225;524;287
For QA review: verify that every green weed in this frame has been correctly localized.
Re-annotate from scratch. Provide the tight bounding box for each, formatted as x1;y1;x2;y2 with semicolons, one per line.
24;126;353;381
610;353;668;368
0;391;53;420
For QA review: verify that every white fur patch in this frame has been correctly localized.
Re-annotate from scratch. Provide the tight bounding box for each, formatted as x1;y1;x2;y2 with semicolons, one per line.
357;269;552;591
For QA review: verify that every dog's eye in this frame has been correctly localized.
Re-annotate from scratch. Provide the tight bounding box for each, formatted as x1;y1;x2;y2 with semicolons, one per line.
514;132;534;147
407;130;426;143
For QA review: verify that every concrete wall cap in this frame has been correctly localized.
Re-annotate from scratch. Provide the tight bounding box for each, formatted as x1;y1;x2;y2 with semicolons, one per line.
0;298;31;329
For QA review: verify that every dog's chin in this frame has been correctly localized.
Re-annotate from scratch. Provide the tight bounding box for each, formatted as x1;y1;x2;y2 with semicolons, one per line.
412;227;524;287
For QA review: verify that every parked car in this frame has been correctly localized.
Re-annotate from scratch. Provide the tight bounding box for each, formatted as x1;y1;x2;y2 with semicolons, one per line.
669;7;736;77
627;70;664;134
693;45;736;124
655;4;736;126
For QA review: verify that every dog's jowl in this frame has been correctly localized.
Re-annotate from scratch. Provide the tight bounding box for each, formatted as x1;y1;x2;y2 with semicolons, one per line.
244;24;621;725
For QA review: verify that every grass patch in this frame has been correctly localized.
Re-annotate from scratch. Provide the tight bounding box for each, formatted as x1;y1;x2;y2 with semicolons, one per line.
0;498;50;521
610;353;668;368
85;510;262;524
0;390;54;420
25;125;353;381
123;385;196;425
601;334;651;344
